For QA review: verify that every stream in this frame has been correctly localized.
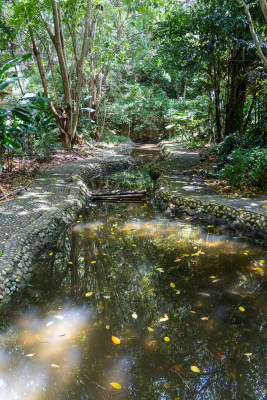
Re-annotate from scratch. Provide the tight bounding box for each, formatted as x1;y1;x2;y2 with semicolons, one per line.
0;147;266;400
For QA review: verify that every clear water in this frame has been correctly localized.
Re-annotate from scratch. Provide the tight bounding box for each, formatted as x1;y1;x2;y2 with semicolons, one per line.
0;161;266;400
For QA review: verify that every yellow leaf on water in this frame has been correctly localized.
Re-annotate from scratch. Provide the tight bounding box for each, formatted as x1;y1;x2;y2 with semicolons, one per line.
244;353;252;356
190;366;200;373
201;317;209;320
91;261;96;264
260;260;265;264
170;282;175;288
132;312;138;319
112;335;121;344
183;254;190;257
110;382;121;389
68;261;73;264
49;252;53;256
85;292;93;297
147;327;154;332
210;276;216;279
51;364;60;368
159;316;169;322
174;258;181;262
164;336;170;342
239;306;245;312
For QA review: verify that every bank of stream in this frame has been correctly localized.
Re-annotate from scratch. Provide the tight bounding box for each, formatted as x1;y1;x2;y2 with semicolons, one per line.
0;146;266;400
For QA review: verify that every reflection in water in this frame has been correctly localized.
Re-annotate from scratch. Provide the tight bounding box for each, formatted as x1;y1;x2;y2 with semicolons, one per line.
0;201;266;400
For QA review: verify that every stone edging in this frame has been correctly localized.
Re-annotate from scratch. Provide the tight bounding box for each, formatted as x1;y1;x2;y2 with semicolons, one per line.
154;176;267;235
0;154;135;309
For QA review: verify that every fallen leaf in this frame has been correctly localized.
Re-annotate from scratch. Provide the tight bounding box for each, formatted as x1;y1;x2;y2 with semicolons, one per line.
25;353;35;357
175;289;181;295
49;252;53;256
210;276;216;279
55;315;64;320
110;382;121;389
91;261;96;263
112;335;121;344
103;295;110;299
51;364;60;368
159;315;169;322
156;267;164;273
244;353;252;356
190;311;196;314
68;261;73;264
260;260;265;264
239;306;245;312
85;292;93;297
106;325;110;329
164;336;170;342
183;254;190;257
132;312;138;319
174;258;181;262
190;366;200;373
132;244;136;247
147;327;154;332
200;317;209;320
170;282;175;288
46;321;54;327
172;365;182;373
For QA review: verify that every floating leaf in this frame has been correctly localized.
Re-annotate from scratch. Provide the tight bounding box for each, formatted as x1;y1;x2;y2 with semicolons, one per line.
174;258;181;262
85;292;93;297
55;315;64;320
175;290;181;295
239;306;245;312
91;261;96;264
25;353;35;357
147;327;154;332
112;335;121;344
106;325;110;329
51;364;60;368
132;244;136;247
244;353;252;356
164;336;170;342
183;254;190;257
49;252;53;256
110;382;121;389
210;276;216;279
201;317;209;321
68;261;73;264
103;295;110;299
170;282;175;288
46;321;54;327
190;366;200;373
190;311;196;314
260;260;265;264
132;312;138;319
156;267;164;273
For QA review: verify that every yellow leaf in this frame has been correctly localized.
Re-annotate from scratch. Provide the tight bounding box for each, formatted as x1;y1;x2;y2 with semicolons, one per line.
132;312;138;319
132;244;136;247
49;252;53;256
244;353;252;356
106;325;110;329
147;327;154;332
51;364;60;368
183;254;190;257
68;261;73;264
110;382;121;389
210;276;216;279
25;353;35;357
164;336;170;342
170;282;175;288
174;258;181;262
103;296;110;299
260;260;265;264
159;316;169;322
201;317;209;321
239;306;245;312
85;292;93;297
91;261;96;263
112;335;121;344
190;366;200;373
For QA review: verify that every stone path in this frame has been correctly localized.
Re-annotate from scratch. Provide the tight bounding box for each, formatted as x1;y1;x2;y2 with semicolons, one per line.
155;142;267;234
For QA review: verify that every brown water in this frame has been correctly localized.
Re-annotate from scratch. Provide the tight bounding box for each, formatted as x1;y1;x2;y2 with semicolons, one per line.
0;163;266;400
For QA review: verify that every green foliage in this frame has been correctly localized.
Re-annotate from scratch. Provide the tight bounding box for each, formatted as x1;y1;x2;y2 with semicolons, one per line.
219;147;267;189
100;129;127;145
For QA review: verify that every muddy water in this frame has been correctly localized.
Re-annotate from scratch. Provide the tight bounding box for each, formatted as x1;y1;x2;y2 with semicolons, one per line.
0;153;266;400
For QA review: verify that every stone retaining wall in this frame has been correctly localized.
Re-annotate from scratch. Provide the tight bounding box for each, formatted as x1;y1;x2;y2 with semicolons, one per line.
0;155;135;309
154;175;267;237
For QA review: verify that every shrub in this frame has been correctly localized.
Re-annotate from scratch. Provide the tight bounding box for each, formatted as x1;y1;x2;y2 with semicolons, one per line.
219;147;267;190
